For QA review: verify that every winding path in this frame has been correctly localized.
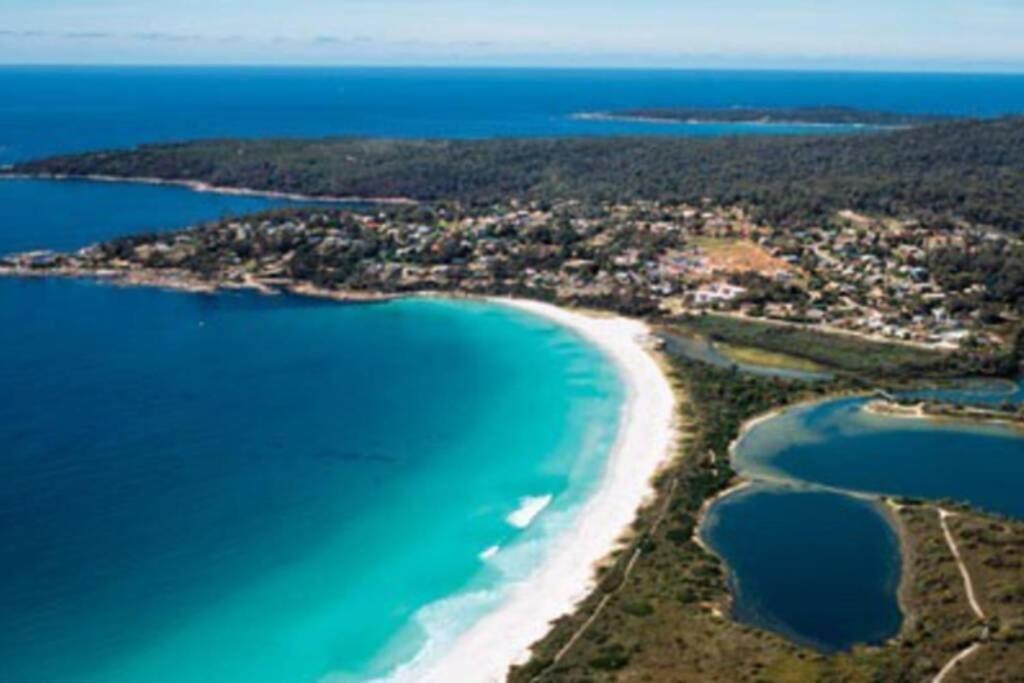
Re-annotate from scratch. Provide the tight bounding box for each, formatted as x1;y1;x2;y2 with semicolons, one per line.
528;476;680;682
938;508;985;621
930;508;986;683
931;643;983;683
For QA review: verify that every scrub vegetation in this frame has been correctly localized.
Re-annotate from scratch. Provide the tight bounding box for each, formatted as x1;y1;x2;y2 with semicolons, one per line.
508;358;1024;683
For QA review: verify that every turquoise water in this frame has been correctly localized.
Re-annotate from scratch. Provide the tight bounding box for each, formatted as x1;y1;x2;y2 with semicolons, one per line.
0;278;623;682
703;486;902;652
704;394;1024;652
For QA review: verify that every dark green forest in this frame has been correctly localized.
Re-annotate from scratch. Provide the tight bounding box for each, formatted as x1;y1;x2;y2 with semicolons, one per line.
11;116;1024;233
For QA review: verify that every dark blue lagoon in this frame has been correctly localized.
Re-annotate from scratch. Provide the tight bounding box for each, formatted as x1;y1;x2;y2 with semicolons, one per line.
703;394;1024;653
736;397;1024;519
0;278;623;682
702;485;903;652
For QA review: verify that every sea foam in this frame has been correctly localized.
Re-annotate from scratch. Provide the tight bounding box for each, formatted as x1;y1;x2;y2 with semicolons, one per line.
505;495;553;529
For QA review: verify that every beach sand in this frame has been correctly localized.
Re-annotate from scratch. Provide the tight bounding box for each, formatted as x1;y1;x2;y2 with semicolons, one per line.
388;298;677;683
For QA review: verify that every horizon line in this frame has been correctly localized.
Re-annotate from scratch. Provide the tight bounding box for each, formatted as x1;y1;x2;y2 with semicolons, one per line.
2;62;1024;76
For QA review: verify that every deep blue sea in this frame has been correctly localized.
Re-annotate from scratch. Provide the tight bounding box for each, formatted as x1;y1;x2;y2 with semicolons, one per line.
3;67;1024;163
3;67;1024;680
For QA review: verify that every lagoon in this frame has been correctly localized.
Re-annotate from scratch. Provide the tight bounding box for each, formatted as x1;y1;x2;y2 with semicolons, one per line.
736;397;1024;519
702;485;903;652
703;394;1024;652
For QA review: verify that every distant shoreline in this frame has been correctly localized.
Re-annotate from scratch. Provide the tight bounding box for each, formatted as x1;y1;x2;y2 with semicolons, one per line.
571;111;907;130
0;171;418;206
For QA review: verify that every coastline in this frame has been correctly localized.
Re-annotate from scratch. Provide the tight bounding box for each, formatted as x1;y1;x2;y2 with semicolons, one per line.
3;265;679;683
0;265;402;302
0;171;418;206
395;298;677;683
690;405;789;612
881;498;916;646
570;112;902;130
864;399;1024;431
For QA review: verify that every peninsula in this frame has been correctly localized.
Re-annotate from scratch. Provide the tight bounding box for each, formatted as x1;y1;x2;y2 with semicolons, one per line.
3;113;1024;683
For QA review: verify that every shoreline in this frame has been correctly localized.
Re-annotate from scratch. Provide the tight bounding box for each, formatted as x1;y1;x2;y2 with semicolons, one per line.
3;265;679;683
691;406;786;550
693;396;917;641
399;298;677;683
570;111;905;130
881;498;916;647
0;265;403;302
864;398;1024;431
691;405;790;614
0;171;418;206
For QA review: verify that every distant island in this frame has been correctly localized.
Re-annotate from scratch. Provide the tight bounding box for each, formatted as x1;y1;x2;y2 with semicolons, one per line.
579;106;946;127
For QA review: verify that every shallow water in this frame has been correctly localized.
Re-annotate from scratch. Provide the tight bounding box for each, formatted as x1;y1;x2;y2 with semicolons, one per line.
4;65;1023;678
0;280;623;682
897;377;1024;408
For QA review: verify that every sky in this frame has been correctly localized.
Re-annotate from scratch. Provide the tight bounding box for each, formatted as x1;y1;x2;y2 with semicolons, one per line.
1;0;1022;71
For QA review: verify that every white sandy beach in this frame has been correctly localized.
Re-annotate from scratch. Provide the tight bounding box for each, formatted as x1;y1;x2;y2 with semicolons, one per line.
394;298;677;683
1;172;416;205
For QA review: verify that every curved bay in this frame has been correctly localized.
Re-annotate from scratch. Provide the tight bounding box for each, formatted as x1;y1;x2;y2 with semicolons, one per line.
0;280;623;682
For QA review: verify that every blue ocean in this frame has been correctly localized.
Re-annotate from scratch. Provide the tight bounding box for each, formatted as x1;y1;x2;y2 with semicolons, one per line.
3;67;1024;163
2;67;1024;681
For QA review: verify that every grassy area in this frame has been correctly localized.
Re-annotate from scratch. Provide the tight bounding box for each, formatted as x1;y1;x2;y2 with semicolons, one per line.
508;356;1024;682
715;341;829;374
945;513;1024;682
691;236;796;279
673;313;957;379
